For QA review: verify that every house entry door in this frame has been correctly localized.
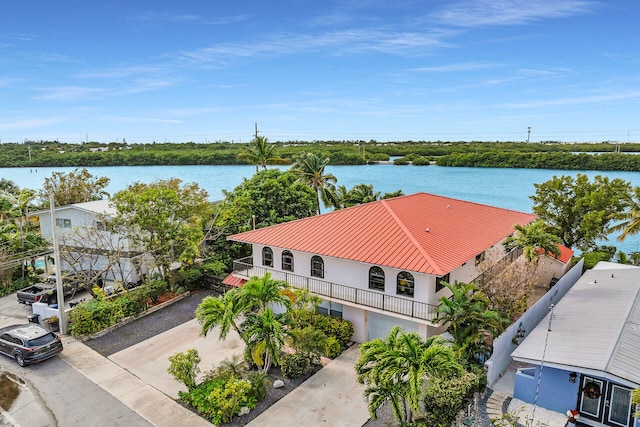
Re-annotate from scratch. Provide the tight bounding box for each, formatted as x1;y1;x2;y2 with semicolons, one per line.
579;376;604;420
605;385;632;427
577;376;634;427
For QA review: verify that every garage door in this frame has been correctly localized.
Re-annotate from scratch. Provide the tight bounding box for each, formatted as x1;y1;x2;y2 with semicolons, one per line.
368;312;419;341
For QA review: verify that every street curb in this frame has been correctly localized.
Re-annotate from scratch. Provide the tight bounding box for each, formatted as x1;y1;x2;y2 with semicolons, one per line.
71;291;191;342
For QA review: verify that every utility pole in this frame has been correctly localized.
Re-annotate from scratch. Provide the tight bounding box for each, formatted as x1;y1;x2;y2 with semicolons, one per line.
527;127;531;143
254;123;259;139
49;194;67;334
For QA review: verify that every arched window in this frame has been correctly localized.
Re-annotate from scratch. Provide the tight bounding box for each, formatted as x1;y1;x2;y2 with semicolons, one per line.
397;272;415;297
262;247;273;267
282;250;294;272
311;256;324;278
369;266;385;291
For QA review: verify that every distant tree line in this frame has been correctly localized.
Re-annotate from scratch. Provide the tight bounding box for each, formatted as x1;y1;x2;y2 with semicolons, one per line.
3;140;640;170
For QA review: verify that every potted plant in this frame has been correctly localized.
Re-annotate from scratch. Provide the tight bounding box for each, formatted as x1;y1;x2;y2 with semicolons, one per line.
44;316;60;332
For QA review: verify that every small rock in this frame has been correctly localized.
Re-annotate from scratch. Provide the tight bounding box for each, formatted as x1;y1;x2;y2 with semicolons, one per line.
273;379;285;389
238;406;250;416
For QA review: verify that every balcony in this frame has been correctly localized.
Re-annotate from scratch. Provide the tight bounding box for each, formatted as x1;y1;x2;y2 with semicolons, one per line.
232;257;438;322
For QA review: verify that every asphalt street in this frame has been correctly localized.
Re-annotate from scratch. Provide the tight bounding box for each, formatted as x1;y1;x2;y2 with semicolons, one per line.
0;291;153;427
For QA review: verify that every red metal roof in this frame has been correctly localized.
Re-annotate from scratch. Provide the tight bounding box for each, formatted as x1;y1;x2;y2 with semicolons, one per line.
222;273;247;287
229;192;537;276
536;244;574;264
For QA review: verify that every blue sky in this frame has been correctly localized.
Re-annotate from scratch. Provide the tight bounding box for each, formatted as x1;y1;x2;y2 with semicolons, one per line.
1;1;639;143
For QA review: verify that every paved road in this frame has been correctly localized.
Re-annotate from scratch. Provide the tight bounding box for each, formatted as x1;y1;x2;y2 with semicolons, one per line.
0;291;153;427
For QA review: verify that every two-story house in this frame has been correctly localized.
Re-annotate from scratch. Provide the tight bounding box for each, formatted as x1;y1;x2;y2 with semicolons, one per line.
34;200;149;286
223;192;543;342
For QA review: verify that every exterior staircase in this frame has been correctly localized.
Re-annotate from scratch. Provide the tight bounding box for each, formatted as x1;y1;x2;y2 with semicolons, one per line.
485;390;511;424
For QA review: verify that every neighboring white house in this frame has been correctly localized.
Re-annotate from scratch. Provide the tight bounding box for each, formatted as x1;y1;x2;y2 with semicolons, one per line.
511;262;640;427
34;200;149;285
223;192;562;343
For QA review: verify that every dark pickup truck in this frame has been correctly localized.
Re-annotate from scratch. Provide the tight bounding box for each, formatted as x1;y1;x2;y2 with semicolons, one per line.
16;279;81;305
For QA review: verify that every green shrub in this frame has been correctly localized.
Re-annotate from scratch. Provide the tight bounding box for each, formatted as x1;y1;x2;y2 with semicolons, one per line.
0;275;38;297
141;279;168;303
168;349;201;390
412;156;432;165
175;268;203;291
114;294;143;317
247;371;268;401
423;371;483;427
288;326;326;365
582;251;611;270
209;378;255;424
324;336;342;358
280;352;310;379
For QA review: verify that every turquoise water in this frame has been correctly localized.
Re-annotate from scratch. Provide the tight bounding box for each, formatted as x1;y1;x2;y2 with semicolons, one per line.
3;164;640;252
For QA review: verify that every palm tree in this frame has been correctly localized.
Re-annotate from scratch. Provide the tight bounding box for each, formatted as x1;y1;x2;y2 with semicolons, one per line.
355;326;463;425
503;220;562;262
236;135;287;172
290;152;339;214
195;290;248;344
609;186;640;241
239;272;292;313
435;281;507;364
243;308;289;374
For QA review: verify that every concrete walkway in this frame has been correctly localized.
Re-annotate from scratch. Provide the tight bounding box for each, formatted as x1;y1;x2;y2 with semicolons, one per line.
247;344;369;427
60;337;213;427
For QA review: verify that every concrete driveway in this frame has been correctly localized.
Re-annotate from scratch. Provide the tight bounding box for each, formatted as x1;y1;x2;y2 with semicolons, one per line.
109;318;245;397
247;344;369;427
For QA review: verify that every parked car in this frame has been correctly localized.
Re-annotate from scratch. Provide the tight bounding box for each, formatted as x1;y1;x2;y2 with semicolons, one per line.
0;324;63;366
17;274;82;305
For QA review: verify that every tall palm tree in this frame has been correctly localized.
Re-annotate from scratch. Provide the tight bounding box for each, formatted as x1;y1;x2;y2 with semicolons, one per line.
236;135;287;172
290;152;339;214
503;220;562;262
243;308;289;374
609;186;640;241
239;272;292;313
195;290;248;344
355;326;463;425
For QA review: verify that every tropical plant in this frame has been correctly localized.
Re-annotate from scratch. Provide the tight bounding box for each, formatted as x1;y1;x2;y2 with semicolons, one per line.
39;167;110;206
167;348;201;390
435;281;508;364
196;290;247;343
111;178;211;278
609;186;640;242
530;174;631;250
355;326;464;425
290;152;339;214
239;272;292;313
503;220;562;262
237;135;287;172
243;308;290;374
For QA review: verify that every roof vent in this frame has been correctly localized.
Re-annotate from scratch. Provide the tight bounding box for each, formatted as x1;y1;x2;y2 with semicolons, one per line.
447;204;450;208
425;228;429;232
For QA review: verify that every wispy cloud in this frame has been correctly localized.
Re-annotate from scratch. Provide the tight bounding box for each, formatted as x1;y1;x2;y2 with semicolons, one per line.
0;117;67;131
411;62;497;72
434;0;597;27
130;11;248;26
174;28;449;66
33;86;106;101
505;90;640;108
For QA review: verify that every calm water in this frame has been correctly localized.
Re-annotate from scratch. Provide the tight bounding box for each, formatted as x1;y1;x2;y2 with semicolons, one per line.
3;164;640;252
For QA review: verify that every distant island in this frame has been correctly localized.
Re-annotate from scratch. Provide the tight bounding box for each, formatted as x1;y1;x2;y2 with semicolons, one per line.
3;140;640;171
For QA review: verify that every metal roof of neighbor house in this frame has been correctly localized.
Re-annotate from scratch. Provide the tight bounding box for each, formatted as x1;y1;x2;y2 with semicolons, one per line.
536;244;574;264
229;192;537;276
511;262;640;386
31;199;116;217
